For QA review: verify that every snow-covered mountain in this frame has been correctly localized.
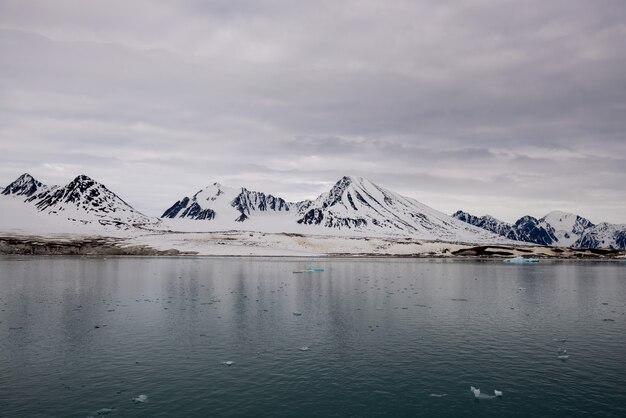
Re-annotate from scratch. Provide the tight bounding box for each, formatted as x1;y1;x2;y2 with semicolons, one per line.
575;223;626;250
540;210;595;247
3;172;623;248
162;176;508;243
295;176;502;241
2;173;157;229
162;183;291;222
1;173;46;197
453;209;625;249
452;211;518;240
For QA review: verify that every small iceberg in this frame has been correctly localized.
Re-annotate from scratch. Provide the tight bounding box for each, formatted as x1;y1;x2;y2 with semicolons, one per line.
504;256;540;264
222;361;234;366
558;355;570;360
306;266;324;272
292;311;303;316
132;394;148;403
299;346;310;351
494;390;503;397
428;393;447;397
471;386;497;400
96;408;115;415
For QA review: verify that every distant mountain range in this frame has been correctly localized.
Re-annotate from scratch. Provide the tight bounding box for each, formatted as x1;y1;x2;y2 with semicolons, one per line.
1;173;155;229
453;210;625;250
2;172;624;249
163;175;500;242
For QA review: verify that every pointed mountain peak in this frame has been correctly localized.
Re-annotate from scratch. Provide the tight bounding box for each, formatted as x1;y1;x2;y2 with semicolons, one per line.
76;174;94;181
69;174;97;184
2;172;45;197
333;175;366;187
542;210;576;221
193;182;233;200
18;173;37;182
63;174;101;194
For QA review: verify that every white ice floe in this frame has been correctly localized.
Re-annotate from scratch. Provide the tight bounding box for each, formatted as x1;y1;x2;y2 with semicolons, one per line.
132;394;148;403
494;390;503;397
428;393;447;397
558;355;570;360
292;311;302;316
222;361;234;366
471;386;498;400
299;346;310;351
96;408;115;415
504;256;540;264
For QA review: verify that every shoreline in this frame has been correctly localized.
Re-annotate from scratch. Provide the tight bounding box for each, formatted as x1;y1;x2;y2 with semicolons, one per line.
1;233;624;260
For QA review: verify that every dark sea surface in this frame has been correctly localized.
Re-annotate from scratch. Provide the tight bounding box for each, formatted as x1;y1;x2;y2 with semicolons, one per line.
0;256;625;417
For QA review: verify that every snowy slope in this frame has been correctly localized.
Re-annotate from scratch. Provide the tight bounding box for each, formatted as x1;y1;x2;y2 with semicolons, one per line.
1;173;158;231
1;173;46;197
162;183;291;222
452;211;557;245
452;211;517;239
539;211;594;248
575;223;626;250
294;176;505;242
454;209;625;249
159;176;507;243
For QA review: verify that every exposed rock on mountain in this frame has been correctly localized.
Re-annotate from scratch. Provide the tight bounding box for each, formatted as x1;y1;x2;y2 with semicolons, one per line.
453;209;624;249
2;173;156;228
575;223;626;250
293;176;502;241
1;173;45;197
162;183;290;222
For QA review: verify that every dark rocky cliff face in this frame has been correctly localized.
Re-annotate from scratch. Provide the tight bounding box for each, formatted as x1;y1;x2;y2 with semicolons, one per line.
2;173;43;197
454;210;625;249
3;173;154;227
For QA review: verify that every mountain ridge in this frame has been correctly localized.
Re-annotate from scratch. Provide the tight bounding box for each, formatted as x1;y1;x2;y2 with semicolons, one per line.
159;175;509;243
453;210;625;249
2;172;623;249
2;173;157;229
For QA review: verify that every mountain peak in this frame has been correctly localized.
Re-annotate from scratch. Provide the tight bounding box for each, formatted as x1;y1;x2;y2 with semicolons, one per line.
72;174;96;183
2;173;44;197
542;210;575;220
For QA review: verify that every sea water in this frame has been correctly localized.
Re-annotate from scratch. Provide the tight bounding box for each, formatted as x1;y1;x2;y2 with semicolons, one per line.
0;256;625;417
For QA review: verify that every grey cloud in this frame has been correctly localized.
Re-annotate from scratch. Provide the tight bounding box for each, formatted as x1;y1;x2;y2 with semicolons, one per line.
0;0;625;223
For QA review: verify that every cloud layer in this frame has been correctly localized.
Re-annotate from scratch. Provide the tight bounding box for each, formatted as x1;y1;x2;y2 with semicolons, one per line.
1;0;625;222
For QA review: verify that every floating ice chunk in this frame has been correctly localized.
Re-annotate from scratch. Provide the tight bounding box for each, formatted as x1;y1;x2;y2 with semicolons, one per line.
558;355;569;360
471;386;497;400
299;346;310;351
292;311;302;316
428;393;447;397
494;390;503;397
222;361;234;366
96;408;114;415
132;394;148;403
504;256;539;264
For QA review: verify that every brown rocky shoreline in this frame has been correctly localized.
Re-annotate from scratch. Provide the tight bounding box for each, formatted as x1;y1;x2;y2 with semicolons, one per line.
1;234;624;259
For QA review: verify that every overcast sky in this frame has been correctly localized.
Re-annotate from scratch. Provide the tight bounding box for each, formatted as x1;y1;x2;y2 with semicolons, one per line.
1;0;625;223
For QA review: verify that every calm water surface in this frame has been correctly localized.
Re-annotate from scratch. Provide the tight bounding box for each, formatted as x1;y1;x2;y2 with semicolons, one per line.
0;257;625;417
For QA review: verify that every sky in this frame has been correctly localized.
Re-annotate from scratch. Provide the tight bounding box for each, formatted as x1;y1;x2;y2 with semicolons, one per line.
1;0;625;223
